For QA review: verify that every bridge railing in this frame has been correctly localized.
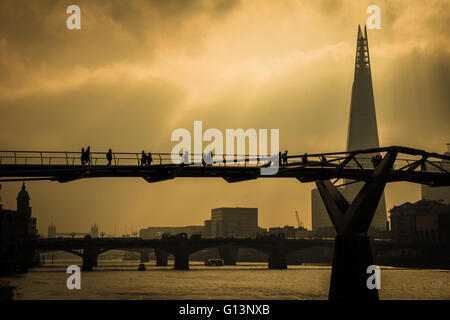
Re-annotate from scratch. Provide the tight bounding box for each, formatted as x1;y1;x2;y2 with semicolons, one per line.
0;147;448;174
0;151;273;167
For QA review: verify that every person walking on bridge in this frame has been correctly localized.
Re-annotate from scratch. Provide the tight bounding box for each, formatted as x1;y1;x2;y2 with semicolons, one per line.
183;151;190;165
85;146;91;166
302;153;308;165
106;149;113;165
282;150;288;166
146;152;152;165
371;154;382;168
205;151;213;166
202;152;207;166
140;151;147;166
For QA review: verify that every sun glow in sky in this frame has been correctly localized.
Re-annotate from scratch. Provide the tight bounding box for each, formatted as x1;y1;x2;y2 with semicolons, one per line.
0;0;449;234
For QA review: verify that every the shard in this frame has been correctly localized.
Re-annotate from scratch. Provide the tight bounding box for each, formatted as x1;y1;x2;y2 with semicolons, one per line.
311;25;387;232
346;25;380;151
344;25;387;231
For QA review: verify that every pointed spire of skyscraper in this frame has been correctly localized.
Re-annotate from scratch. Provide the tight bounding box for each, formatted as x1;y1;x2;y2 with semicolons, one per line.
347;24;379;152
311;25;387;232
345;25;386;231
357;24;363;39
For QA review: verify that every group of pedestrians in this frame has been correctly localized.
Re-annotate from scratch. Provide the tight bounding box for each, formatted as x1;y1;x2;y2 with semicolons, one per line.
202;151;213;166
80;148;318;168
140;151;153;166
80;147;153;166
81;146;91;165
279;150;289;166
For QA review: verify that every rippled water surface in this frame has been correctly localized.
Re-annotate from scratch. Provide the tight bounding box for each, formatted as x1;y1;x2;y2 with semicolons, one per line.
1;259;449;300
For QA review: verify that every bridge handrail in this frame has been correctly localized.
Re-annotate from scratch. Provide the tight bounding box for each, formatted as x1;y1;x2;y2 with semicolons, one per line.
0;146;449;183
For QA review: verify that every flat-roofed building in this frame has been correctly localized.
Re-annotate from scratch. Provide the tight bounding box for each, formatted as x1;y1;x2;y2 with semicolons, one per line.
390;199;450;244
210;207;258;238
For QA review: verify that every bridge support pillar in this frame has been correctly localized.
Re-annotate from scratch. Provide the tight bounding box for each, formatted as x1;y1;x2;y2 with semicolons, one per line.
329;234;376;300
174;252;189;270
219;246;239;265
82;247;98;271
316;150;397;300
140;250;150;263
154;249;168;266
268;252;287;269
174;237;189;270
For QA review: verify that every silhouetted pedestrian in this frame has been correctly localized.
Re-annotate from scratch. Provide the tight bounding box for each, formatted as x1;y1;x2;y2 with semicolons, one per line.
106;149;113;165
302;153;308;165
183;151;190;165
140;151;147;166
282;150;288;165
202;152;207;166
146;152;152;165
206;151;213;166
86;146;91;165
371;154;382;168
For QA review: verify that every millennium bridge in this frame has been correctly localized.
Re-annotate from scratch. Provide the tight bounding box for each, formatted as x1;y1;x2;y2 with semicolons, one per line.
1;145;449;300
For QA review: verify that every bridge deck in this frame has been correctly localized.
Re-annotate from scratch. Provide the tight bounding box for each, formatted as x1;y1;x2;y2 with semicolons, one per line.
32;237;446;252
0;146;449;186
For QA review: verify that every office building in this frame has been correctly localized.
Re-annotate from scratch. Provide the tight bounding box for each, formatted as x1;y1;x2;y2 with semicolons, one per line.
210;207;258;238
390;199;450;244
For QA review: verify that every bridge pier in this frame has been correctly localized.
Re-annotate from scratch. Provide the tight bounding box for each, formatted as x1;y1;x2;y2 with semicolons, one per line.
316;150;397;300
219;246;239;265
140;250;150;263
154;249;168;266
82;247;98;271
268;252;287;269
174;251;189;270
329;234;376;300
174;235;189;270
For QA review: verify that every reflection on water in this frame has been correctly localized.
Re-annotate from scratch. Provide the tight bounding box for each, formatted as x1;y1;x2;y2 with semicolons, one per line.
1;259;449;300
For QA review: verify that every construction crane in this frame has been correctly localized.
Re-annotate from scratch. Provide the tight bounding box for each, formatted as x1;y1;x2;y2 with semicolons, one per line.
295;211;303;229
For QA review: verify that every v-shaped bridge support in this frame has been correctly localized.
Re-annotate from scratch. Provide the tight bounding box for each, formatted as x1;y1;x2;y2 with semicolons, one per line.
316;150;397;300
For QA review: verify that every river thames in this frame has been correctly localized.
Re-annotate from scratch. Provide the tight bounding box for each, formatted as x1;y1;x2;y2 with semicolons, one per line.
1;259;449;300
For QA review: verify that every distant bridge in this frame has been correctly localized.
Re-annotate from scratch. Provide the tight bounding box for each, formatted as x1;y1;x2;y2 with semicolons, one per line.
33;235;332;271
31;236;448;271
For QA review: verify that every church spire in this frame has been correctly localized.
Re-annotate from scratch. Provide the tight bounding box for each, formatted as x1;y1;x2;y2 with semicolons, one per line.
17;182;30;216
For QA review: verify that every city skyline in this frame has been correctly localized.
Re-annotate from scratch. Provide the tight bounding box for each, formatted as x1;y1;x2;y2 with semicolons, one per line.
0;0;449;234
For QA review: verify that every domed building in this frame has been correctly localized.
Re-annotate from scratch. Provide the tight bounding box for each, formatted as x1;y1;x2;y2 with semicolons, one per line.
0;183;38;273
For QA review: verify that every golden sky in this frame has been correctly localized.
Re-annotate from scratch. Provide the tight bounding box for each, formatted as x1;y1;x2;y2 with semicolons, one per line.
0;0;449;234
